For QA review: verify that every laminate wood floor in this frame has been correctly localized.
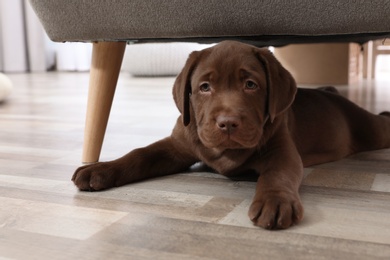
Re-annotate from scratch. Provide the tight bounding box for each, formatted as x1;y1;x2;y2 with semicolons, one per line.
1;71;390;259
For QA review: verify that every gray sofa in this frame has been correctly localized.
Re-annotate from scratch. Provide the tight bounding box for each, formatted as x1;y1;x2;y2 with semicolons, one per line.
29;0;390;163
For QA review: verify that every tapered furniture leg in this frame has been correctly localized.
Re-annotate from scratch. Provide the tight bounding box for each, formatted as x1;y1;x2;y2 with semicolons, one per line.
82;41;126;163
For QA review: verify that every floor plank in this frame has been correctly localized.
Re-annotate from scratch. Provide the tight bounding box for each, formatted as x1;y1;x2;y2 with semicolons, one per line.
1;71;390;259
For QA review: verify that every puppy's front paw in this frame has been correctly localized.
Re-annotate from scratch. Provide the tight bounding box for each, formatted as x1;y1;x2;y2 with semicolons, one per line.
72;162;120;191
248;191;304;230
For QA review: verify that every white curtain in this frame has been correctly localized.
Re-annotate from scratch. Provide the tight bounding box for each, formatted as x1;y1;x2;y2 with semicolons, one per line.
0;0;91;72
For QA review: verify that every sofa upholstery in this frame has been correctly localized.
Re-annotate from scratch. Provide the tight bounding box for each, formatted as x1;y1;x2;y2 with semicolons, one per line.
30;0;390;46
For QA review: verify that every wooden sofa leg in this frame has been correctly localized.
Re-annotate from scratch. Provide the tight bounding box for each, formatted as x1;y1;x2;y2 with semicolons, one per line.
82;41;126;163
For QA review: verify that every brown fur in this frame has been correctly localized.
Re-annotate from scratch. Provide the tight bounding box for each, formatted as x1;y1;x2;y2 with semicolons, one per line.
72;41;390;229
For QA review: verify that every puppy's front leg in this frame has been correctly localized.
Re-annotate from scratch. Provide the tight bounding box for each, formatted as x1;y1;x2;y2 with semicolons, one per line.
248;129;304;230
72;137;197;191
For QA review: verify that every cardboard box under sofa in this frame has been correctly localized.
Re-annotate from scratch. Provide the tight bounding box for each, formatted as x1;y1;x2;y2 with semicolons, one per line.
273;43;361;85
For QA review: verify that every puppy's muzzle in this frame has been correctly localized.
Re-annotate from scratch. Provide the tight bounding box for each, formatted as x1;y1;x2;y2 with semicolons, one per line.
216;115;241;135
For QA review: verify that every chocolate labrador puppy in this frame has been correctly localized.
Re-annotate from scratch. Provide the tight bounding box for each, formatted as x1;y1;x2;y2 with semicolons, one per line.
72;41;390;229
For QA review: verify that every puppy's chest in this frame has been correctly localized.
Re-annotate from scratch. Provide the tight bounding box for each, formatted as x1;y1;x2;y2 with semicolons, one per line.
197;148;254;175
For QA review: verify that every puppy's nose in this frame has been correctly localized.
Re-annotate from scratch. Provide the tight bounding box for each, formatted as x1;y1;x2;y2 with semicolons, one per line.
216;115;240;133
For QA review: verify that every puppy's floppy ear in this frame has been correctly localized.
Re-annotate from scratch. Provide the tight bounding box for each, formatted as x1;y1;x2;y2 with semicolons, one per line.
172;51;200;126
255;48;297;123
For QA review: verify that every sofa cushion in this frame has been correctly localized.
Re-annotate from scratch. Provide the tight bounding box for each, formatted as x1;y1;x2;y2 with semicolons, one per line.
29;0;390;45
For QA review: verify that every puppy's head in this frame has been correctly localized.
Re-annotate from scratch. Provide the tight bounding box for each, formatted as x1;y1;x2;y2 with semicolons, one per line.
173;41;297;149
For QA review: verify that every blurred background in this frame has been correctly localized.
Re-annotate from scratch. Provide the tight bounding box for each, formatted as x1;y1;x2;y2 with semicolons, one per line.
0;1;213;75
1;1;389;78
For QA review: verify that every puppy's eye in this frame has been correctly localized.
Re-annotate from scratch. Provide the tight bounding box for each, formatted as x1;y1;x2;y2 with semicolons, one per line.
245;80;258;90
200;82;211;92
